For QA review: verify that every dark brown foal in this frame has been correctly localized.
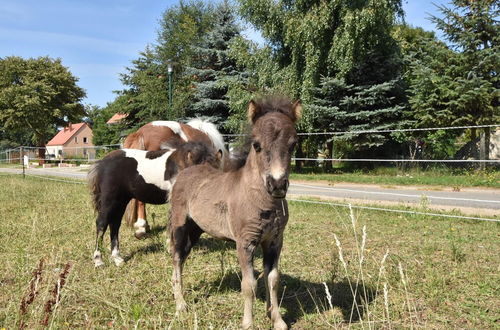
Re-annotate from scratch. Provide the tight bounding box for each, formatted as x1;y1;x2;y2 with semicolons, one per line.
168;96;301;329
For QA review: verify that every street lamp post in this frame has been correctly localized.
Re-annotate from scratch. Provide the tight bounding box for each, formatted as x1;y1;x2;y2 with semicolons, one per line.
167;61;174;108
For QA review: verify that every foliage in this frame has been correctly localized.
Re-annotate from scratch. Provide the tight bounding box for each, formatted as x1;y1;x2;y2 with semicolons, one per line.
87;102;126;146
0;56;86;146
182;0;243;130
403;1;499;159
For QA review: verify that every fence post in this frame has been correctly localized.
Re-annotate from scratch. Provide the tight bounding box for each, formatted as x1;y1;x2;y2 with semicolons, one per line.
21;147;25;178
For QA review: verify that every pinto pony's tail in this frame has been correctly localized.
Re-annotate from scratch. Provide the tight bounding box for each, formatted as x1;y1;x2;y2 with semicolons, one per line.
123;199;138;227
186;119;227;158
87;163;101;213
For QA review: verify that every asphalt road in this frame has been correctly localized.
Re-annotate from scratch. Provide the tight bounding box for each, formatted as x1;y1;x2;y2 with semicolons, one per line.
1;166;499;215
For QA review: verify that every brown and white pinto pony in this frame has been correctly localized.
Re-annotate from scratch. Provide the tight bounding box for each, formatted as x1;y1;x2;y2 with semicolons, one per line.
88;141;220;267
168;96;300;330
122;119;227;238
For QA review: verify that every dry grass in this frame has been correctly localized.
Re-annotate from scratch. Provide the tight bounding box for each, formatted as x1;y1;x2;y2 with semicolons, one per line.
0;175;498;328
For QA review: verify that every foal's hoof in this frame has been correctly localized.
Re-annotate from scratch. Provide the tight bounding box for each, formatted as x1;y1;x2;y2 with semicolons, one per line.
273;319;288;330
174;304;188;317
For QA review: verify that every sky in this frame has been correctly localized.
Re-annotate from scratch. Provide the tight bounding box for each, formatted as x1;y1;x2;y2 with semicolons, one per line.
0;0;448;108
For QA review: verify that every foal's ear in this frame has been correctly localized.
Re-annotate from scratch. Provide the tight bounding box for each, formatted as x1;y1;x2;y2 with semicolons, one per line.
187;150;193;165
291;99;302;123
247;100;262;123
216;149;223;161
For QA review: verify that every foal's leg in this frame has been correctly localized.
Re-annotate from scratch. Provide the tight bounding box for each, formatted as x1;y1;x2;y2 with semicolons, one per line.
133;200;150;239
237;242;257;330
262;239;287;330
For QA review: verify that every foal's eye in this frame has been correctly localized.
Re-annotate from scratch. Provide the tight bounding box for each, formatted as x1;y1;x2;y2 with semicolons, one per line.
253;141;262;152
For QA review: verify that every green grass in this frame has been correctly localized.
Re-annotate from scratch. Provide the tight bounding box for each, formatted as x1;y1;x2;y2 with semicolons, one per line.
292;167;500;188
0;175;498;328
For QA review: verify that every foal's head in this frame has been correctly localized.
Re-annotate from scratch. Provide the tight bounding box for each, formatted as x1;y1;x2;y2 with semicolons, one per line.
247;96;301;198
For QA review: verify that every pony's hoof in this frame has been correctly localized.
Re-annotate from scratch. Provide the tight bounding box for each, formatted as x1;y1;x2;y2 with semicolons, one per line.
112;257;125;267
94;259;105;268
134;230;147;239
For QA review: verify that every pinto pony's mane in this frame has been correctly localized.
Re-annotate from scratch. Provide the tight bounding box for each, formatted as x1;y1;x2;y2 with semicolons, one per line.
186;119;226;156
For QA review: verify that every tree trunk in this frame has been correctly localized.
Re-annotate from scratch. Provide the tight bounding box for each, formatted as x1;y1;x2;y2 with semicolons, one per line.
295;136;304;171
324;140;333;172
37;137;46;165
479;128;490;170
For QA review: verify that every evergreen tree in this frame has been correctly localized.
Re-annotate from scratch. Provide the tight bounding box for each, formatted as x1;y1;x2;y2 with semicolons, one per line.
183;1;242;129
405;0;499;160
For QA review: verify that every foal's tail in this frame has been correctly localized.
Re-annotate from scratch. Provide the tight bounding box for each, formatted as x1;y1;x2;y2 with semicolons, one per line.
87;163;101;213
123;199;138;227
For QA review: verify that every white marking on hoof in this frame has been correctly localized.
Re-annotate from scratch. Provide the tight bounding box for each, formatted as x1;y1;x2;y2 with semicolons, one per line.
134;218;147;229
93;251;104;267
175;301;188;316
112;248;125;267
134;218;148;239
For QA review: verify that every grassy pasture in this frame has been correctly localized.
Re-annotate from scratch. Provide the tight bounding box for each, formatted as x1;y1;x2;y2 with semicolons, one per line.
0;175;498;329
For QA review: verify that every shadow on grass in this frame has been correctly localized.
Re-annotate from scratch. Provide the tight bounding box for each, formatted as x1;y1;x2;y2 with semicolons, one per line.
208;269;376;324
126;242;164;261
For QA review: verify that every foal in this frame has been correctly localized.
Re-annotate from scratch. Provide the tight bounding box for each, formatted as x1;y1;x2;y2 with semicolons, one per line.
88;142;219;267
168;97;300;329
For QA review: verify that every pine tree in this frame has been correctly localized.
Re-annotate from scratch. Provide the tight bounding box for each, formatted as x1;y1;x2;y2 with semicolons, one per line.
183;1;242;129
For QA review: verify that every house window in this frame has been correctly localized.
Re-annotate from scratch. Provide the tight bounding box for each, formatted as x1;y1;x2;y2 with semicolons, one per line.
83;137;88;144
74;137;78;143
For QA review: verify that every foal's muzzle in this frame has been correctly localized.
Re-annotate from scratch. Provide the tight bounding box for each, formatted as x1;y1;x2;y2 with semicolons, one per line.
266;175;289;198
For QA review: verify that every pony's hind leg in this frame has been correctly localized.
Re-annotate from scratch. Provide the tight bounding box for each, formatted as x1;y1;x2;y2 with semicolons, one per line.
262;239;287;330
133;200;150;239
109;200;128;266
93;215;107;267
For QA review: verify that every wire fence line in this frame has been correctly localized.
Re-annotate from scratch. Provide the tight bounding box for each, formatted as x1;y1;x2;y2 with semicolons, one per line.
222;123;500;137
288;198;500;223
23;173;86;185
290;183;500;205
292;158;500;163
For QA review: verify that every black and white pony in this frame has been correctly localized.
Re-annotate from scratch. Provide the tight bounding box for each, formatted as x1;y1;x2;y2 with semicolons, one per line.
88;141;220;267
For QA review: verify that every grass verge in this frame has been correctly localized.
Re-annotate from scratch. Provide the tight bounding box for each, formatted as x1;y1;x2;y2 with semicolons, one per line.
292;167;500;188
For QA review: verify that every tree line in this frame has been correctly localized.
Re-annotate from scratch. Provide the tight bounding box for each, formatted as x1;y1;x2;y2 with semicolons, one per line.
1;0;498;166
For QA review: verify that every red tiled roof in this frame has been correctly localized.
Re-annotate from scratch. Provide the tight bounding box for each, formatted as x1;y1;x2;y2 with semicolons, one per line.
106;113;128;124
46;123;87;146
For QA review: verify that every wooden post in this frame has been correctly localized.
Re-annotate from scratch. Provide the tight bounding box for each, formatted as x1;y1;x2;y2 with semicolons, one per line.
20;147;25;178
